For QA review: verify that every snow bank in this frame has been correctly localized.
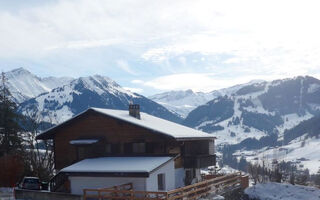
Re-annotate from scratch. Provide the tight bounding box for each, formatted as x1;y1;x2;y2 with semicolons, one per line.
245;182;320;200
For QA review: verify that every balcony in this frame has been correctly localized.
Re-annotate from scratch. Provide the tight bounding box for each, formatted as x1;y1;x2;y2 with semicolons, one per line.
183;154;216;168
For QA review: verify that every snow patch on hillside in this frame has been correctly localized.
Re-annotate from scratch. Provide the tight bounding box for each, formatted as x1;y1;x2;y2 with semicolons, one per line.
211;124;267;145
198;96;268;145
278;113;313;138
308;83;320;93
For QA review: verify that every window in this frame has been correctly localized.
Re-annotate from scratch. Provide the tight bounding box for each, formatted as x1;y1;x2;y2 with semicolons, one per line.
105;144;111;154
133;142;145;153
111;144;120;154
146;142;154;153
77;146;91;160
124;143;133;153
157;173;165;190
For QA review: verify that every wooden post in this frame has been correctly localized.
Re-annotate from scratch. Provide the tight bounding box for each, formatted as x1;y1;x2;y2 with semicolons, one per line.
83;189;86;200
240;175;249;189
98;190;102;200
130;190;134;200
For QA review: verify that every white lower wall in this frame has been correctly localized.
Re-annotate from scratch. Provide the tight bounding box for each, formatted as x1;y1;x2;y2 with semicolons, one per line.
69;159;176;194
69;176;146;195
174;168;185;188
145;159;175;191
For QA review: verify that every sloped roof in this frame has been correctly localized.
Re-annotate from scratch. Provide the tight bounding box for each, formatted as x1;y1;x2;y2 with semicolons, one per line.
36;107;215;141
61;156;173;174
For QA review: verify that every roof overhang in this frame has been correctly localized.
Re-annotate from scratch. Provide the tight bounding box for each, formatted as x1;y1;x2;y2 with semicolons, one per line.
175;137;217;141
36;107;216;141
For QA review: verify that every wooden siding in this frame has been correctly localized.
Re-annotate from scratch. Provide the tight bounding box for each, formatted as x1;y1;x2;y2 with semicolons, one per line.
54;112;179;170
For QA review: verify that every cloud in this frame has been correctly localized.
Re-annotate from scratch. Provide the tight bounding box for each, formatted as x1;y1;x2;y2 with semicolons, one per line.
116;60;137;75
135;73;299;92
131;79;144;84
123;87;143;93
46;39;124;50
1;0;320;95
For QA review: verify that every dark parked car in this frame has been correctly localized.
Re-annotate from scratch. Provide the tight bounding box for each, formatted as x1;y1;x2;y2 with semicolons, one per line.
19;177;41;190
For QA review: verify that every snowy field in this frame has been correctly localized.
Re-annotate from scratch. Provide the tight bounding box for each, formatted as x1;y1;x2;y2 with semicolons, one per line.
233;135;320;174
245;182;320;200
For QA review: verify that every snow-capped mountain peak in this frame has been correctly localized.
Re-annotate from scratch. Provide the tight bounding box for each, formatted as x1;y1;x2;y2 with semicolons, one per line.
19;74;182;124
149;89;218;118
4;68;74;103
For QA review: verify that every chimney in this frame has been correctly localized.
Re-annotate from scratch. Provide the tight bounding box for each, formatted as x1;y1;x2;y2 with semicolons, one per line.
129;104;141;119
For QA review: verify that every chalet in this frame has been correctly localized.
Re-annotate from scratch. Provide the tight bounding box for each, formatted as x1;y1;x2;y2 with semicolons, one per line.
36;105;216;195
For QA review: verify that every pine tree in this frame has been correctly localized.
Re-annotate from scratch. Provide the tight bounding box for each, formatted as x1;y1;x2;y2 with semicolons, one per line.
0;72;23;156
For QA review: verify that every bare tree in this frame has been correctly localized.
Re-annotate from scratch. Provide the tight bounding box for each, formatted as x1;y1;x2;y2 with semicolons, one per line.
22;109;55;181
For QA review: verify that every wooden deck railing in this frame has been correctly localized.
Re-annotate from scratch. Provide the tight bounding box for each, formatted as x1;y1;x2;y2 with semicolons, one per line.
167;172;241;200
83;172;244;200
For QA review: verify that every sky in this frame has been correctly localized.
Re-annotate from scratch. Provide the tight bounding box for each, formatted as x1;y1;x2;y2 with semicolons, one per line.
1;0;320;96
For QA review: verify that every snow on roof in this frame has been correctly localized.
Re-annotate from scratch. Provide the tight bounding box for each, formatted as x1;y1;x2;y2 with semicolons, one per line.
69;139;99;145
61;157;173;173
36;107;216;140
91;107;215;140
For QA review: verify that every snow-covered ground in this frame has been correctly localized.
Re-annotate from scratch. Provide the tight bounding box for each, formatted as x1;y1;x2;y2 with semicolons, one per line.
0;188;14;200
234;135;320;174
245;182;320;200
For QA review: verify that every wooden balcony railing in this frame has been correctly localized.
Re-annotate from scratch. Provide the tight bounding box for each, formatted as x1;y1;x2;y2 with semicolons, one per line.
83;172;246;200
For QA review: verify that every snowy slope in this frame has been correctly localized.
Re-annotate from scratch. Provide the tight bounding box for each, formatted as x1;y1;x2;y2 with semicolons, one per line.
5;68;73;103
233;135;320;174
245;182;320;200
183;76;320;145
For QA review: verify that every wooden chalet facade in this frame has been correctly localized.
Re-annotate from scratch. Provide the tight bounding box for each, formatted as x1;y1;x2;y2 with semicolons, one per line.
36;105;216;194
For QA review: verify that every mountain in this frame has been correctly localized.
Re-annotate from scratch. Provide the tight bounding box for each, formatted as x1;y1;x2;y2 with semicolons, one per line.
5;68;73;103
235;116;320;174
18;74;182;124
149;80;265;118
149;90;219;118
183;76;320;145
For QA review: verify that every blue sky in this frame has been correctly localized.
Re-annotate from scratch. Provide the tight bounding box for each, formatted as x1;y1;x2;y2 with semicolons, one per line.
1;0;320;95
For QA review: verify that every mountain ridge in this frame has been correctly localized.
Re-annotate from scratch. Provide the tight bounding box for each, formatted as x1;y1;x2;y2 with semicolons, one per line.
182;76;320;145
5;67;74;103
14;69;182;124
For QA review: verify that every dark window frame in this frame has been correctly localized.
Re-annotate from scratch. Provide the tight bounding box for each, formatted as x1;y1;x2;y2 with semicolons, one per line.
157;173;165;190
